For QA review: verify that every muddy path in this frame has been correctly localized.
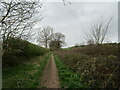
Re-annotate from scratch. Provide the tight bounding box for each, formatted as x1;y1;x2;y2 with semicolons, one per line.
39;54;60;88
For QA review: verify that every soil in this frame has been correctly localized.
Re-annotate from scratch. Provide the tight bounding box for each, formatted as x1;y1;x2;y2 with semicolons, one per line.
39;54;60;88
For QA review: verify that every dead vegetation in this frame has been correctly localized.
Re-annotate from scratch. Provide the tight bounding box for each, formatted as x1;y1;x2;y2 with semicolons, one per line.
54;44;120;88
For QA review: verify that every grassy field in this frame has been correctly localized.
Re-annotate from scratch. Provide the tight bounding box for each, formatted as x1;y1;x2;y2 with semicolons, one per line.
2;53;50;88
54;54;87;88
54;44;120;88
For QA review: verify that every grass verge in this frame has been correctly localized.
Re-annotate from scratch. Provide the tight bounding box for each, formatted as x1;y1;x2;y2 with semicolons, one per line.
2;53;50;88
54;55;87;88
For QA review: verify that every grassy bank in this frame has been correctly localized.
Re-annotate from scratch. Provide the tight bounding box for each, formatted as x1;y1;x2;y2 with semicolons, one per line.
2;53;50;88
54;55;86;88
3;38;49;67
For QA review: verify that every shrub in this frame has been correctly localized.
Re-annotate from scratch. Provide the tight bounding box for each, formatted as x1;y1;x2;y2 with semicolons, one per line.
54;44;120;88
64;44;119;57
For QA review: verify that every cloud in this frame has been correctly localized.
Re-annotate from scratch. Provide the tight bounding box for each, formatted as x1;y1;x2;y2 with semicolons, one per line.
35;2;118;47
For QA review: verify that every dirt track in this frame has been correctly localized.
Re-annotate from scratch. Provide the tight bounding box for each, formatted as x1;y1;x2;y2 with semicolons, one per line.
40;54;60;88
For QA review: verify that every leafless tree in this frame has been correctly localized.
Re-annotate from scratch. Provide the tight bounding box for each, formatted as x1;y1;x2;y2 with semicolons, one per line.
85;17;112;45
0;0;43;42
49;32;65;49
37;26;53;48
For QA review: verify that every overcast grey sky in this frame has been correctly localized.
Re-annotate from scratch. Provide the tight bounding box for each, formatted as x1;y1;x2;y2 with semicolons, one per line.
34;2;118;47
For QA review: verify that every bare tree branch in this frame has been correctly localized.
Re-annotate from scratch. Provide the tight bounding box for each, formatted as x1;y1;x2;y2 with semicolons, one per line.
37;26;53;48
85;17;112;45
0;0;43;42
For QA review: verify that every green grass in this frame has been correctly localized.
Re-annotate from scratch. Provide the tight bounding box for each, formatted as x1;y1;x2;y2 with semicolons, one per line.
54;55;87;88
2;53;50;88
